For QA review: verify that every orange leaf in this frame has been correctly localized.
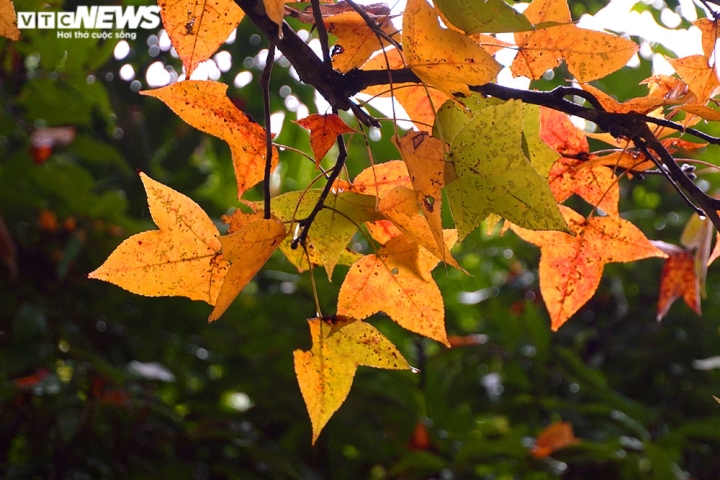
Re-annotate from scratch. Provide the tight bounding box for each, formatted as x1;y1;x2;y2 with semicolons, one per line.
512;206;666;330
337;234;451;345
325;11;396;73
378;186;461;269
362;48;451;132
695;18;720;62
656;247;701;321
539;107;589;157
668;55;720;104
294;114;355;166
709;231;720;266
158;0;244;77
581;151;655;173
393;132;447;258
0;0;20;41
141;81;277;198
530;421;580;458
294;316;410;443
264;0;286;36
513;0;638;83
89;173;229;305
581;83;676;115
403;0;501;96
548;158;619;216
209;216;286;321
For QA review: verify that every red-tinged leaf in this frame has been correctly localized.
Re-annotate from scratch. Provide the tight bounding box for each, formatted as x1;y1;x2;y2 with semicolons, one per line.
141;81;277;198
408;421;433;450
89;173;229;305
294;316;410;443
709;232;720;266
324;11;396;73
158;0;244;77
294;114;355;166
512;206;666;330
530;422;580;458
549;158;619;216
656;248;701;321
0;0;20;41
337;234;451;345
209;216;286;321
13;368;50;389
539;108;589;157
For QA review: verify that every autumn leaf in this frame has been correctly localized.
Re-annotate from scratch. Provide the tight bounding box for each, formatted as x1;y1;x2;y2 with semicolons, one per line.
271;189;382;278
325;11;396;73
539;107;589;157
89;173;229;305
434;0;533;34
209;216;286;321
668;55;720;104
512;206;666;330
0;0;20;41
337;233;454;346
695;18;720;60
393;132;448;258
294;114;355;166
264;0;286;36
403;0;502;96
444;99;568;240
294;316;410;443
530;422;580;458
141;81;277;198
362;48;451;132
549;158;620;216
581;83;677;115
522;104;560;177
654;244;701;321
158;0;244;77
512;0;637;82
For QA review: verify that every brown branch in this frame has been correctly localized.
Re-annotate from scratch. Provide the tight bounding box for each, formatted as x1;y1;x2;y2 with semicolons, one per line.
260;42;275;220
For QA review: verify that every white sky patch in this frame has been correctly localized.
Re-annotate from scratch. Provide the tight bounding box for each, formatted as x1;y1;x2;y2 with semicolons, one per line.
119;63;135;81
234;71;253;89
145;61;171;87
113;40;130;61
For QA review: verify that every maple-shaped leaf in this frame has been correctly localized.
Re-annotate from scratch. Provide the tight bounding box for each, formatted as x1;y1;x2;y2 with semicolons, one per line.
337;233;456;345
444;99;568;240
580;83;678;115
294;316;410;443
521;104;560;177
0;0;20;41
434;94;504;145
403;0;502;96
512;0;638;82
158;0;244;77
141;81;278;198
362;48;451;132
695;18;720;60
512;206;666;330
654;244;701;321
539;107;589;157
530;422;580;458
294;114;355;166
549;158;619;216
271;189;382;278
209;215;286;321
325;11;396;73
393;132;448;259
89;173;229;305
434;0;533;34
668;55;720;105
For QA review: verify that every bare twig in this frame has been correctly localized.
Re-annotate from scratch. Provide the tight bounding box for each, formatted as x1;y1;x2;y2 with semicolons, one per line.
260;42;276;219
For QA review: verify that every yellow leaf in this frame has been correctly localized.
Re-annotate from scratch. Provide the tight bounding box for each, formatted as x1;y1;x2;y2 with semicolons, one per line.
209;217;286;321
264;0;285;36
695;18;720;61
403;0;501;96
141;81;277;198
325;11;397;73
337;234;451;345
158;0;244;77
89;173;229;305
0;0;20;41
294;316;410;443
523;0;572;24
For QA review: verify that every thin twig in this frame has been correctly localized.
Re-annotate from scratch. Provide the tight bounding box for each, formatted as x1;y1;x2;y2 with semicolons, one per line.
260;42;276;220
310;0;332;64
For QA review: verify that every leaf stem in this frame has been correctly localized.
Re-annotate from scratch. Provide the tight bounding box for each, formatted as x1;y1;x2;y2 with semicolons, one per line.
261;42;276;220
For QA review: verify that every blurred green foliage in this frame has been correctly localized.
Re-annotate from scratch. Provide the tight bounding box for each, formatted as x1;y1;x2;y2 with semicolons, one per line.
2;1;720;479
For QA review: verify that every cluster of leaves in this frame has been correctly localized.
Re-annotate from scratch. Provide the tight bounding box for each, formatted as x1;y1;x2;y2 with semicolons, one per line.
6;0;720;465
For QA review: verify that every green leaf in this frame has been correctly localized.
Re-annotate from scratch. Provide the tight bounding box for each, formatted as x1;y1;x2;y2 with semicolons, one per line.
433;94;502;145
270;190;382;278
521;104;559;178
445;99;567;239
434;0;534;34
